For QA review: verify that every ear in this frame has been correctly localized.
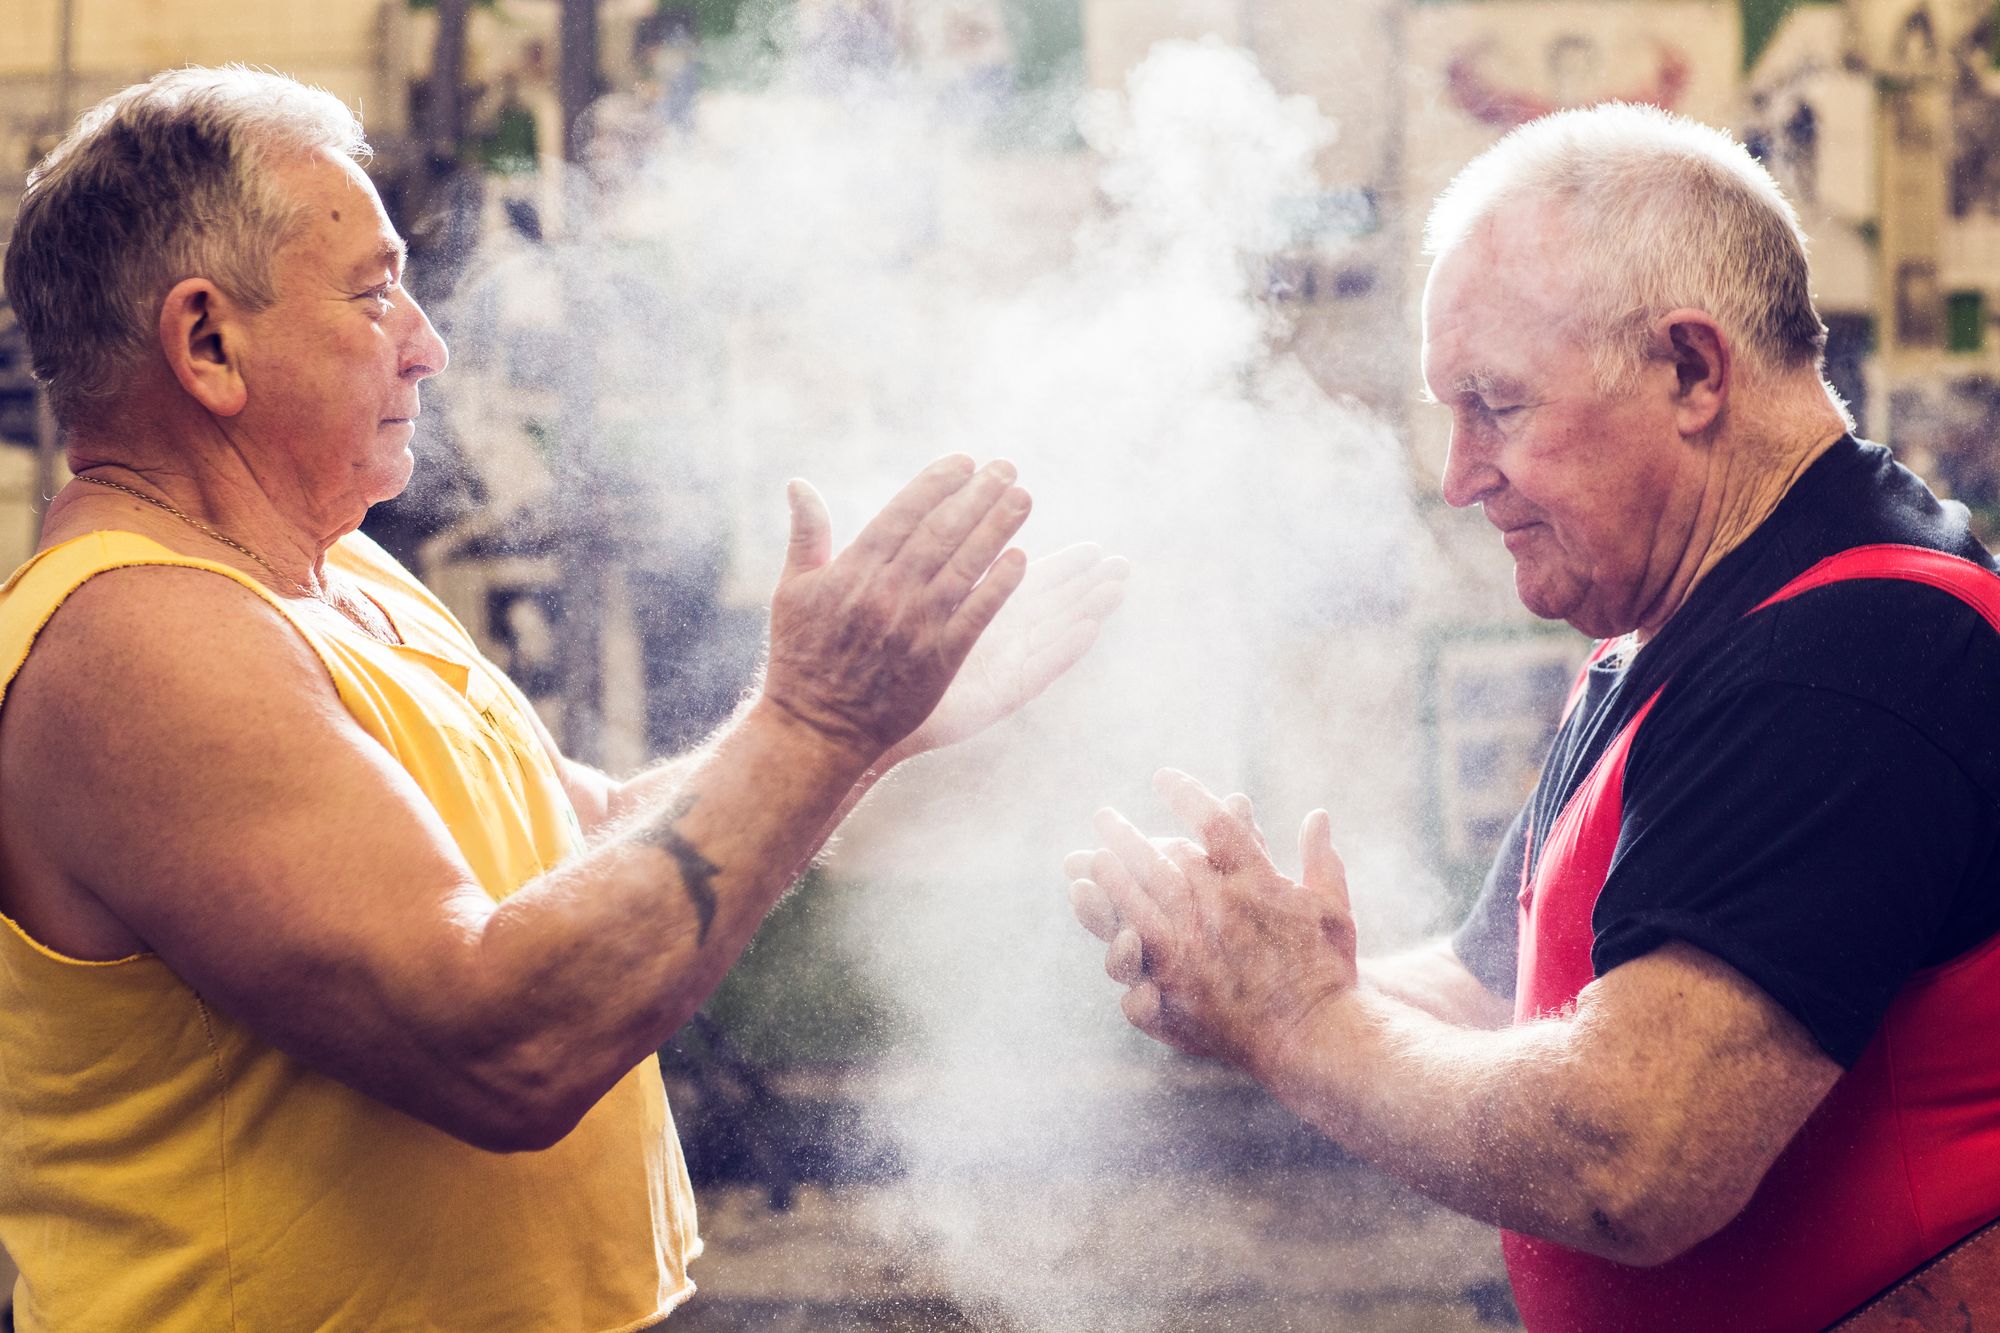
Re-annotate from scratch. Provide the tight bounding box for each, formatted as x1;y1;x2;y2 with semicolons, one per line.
158;277;249;418
1657;309;1728;438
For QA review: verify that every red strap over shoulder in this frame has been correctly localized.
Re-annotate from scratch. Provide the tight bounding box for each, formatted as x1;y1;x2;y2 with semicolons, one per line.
1748;543;2000;628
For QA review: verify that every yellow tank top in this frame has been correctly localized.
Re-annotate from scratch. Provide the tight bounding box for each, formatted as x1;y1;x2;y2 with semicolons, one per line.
0;530;701;1332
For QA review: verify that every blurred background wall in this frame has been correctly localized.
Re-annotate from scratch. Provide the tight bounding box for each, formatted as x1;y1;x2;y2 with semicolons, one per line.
2;2;1996;1329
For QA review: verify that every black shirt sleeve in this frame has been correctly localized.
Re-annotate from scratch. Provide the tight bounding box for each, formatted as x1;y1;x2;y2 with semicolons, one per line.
1451;800;1527;1002
1592;679;1993;1067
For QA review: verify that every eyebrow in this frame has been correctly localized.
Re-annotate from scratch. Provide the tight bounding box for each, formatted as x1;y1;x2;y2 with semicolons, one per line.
1421;369;1529;405
347;239;408;283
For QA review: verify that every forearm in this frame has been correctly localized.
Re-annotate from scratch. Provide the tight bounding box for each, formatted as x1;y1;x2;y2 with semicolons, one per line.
601;699;901;840
1254;989;1700;1264
1360;938;1512;1029
595;698;759;830
449;699;874;1147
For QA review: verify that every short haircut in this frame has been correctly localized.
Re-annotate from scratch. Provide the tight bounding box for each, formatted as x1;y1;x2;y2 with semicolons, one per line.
1424;102;1826;392
3;65;368;427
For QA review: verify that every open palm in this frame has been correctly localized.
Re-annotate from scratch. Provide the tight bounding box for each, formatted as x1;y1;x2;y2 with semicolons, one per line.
899;542;1128;757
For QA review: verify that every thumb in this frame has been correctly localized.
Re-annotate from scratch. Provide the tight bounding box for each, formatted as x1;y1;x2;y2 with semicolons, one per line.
1297;809;1351;916
783;479;833;576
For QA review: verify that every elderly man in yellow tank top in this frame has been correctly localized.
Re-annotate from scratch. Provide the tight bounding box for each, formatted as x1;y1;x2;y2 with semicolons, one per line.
0;68;1124;1331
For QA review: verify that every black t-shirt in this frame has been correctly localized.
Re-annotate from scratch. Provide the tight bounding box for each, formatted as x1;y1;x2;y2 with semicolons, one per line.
1451;437;2000;1067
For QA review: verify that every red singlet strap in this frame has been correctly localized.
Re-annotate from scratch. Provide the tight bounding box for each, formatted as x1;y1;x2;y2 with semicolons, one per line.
1749;543;2000;629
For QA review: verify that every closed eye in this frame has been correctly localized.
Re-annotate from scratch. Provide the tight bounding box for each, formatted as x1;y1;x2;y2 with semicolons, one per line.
354;282;397;315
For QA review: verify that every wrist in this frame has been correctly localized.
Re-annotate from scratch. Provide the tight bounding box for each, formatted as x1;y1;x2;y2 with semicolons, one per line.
877;734;921;771
1247;984;1366;1122
745;695;882;785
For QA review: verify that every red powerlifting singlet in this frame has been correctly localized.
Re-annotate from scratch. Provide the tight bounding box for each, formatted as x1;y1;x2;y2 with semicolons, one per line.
1505;545;2000;1333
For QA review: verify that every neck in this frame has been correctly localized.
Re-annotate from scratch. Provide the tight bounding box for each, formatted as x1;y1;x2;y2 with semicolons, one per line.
1631;385;1848;641
61;425;340;597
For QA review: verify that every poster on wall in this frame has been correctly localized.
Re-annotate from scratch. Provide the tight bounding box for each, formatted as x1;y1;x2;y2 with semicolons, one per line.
1427;631;1582;883
1403;1;1741;204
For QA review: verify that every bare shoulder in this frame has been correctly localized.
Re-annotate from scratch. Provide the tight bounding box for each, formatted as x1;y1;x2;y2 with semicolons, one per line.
7;564;340;737
0;561;508;1127
0;567;349;955
2;566;413;937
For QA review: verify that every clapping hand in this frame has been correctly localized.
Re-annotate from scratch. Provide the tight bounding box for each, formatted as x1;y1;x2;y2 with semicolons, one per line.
1066;769;1359;1075
762;456;1031;765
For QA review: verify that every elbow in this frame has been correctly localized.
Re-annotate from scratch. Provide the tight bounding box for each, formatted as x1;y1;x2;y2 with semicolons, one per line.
427;1033;600;1154
451;1099;587;1155
1579;1168;1746;1268
1584;1210;1709;1269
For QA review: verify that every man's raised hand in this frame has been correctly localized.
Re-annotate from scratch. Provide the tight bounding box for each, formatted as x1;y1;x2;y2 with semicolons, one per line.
761;456;1031;766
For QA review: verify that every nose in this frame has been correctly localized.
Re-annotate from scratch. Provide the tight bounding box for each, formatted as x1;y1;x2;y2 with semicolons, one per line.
398;289;450;381
1439;419;1502;510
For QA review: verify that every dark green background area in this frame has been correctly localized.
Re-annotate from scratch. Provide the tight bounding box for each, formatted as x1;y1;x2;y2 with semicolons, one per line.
680;0;1083;87
1404;0;1835;73
699;870;903;1063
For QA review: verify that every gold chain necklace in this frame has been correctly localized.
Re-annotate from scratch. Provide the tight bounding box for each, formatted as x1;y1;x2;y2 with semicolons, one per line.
73;472;330;605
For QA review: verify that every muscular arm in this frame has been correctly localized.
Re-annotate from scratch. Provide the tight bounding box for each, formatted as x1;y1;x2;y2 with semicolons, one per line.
1075;775;1843;1268
2;572;871;1152
1262;942;1838;1264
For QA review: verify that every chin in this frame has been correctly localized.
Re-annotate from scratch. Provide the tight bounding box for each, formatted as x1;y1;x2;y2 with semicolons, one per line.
369;445;418;505
1514;569;1590;631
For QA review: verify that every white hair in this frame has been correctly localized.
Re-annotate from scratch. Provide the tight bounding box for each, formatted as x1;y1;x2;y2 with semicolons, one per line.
3;65;368;426
1424;102;1826;393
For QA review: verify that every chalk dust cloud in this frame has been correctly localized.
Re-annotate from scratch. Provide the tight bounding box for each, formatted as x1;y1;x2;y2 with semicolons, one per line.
446;19;1459;1328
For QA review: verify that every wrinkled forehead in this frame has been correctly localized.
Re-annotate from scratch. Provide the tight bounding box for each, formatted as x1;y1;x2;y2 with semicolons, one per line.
270;149;405;282
1421;211;1590;390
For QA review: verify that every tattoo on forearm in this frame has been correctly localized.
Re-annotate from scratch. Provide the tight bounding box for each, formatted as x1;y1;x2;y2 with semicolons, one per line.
639;793;722;946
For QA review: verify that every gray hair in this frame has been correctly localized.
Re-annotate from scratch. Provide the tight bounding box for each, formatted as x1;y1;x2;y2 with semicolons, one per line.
2;65;368;426
1424;102;1826;393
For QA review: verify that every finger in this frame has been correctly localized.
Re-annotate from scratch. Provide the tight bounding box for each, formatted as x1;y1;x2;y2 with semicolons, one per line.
1072;572;1129;620
1069;877;1121;942
1121;981;1168;1039
891;460;1022;585
1225;792;1268;850
1299;809;1351;917
1158;837;1208;878
1021;555;1130;625
1092;808;1190;914
1154;768;1264;875
845;455;977;564
1019;542;1105;595
1068;554;1134;599
928;481;1033;604
1105;927;1147;985
1025;577;1128;655
782;479;833;576
1090;846;1170;941
940;548;1028;660
1063;849;1096;880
